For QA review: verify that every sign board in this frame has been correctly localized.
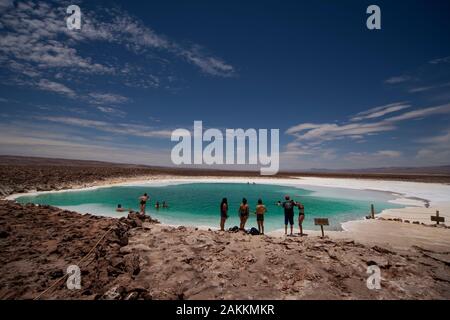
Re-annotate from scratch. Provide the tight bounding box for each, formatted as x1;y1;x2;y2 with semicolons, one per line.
314;218;329;238
314;218;329;226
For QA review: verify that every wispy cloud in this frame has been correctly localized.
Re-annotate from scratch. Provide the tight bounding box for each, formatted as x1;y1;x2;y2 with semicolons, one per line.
88;93;130;105
408;82;450;94
350;102;410;122
415;129;450;165
96;106;126;117
384;75;412;84
0;122;171;166
37;116;174;139
385;103;450;121
429;56;450;64
285;103;450;160
374;150;402;158
0;0;236;99
286;121;396;143
37;79;76;98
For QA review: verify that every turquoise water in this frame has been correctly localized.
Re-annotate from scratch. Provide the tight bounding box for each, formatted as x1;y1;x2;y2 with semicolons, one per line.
16;182;403;232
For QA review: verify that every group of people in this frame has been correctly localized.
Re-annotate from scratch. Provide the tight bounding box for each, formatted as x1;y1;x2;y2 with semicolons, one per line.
117;192;306;237
115;193;152;215
155;201;169;209
220;195;306;236
220;197;268;234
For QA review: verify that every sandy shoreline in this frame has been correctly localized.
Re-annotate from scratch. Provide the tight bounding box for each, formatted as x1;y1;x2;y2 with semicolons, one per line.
7;175;450;253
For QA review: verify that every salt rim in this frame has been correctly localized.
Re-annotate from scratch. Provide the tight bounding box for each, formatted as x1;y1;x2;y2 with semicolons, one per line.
6;175;450;232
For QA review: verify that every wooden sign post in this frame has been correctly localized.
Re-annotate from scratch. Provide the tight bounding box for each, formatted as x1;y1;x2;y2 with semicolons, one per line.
314;218;329;238
431;210;445;225
371;204;375;219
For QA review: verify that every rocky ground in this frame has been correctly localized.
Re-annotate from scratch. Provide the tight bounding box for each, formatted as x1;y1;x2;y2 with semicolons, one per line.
0;200;449;300
0;156;449;300
0;200;158;300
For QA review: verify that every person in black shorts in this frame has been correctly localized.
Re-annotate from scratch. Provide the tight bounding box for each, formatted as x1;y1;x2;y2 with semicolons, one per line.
139;193;149;215
238;198;249;231
282;195;296;236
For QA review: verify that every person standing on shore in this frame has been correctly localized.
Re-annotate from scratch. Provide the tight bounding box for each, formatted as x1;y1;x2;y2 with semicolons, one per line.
282;195;295;236
220;198;228;231
239;198;250;231
297;202;305;236
139;193;150;215
255;199;267;235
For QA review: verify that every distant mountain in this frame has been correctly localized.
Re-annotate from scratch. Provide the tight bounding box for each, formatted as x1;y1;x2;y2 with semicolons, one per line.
307;166;450;175
1;155;450;176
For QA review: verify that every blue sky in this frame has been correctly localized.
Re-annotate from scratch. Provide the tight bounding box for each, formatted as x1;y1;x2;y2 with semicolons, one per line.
0;0;450;170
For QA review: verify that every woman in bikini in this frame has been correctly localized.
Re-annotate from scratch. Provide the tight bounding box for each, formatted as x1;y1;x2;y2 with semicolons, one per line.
238;198;250;231
297;202;305;236
220;198;228;231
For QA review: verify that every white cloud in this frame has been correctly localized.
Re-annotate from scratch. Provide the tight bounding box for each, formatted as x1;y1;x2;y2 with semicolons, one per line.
0;123;171;166
417;129;450;145
0;0;13;12
180;46;235;77
37;79;76;98
96;106;127;117
286;121;396;143
385;75;411;84
37;116;174;139
89;93;130;105
415;131;450;165
385;103;450;122
374;150;402;158
350;102;410;121
0;0;236;100
429;56;450;64
285;102;450;164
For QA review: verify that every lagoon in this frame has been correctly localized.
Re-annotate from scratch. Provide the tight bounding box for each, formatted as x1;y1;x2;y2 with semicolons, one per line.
16;182;403;232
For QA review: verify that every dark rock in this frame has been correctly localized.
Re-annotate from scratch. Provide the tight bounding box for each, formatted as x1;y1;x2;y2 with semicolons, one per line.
124;254;140;276
49;269;64;279
0;230;9;238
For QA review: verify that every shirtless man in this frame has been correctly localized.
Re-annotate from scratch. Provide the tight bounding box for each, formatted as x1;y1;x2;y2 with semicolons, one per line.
139;193;150;214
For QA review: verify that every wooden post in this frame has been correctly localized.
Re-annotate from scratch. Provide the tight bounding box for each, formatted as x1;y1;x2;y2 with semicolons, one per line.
371;204;375;219
431;210;445;225
320;225;324;238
